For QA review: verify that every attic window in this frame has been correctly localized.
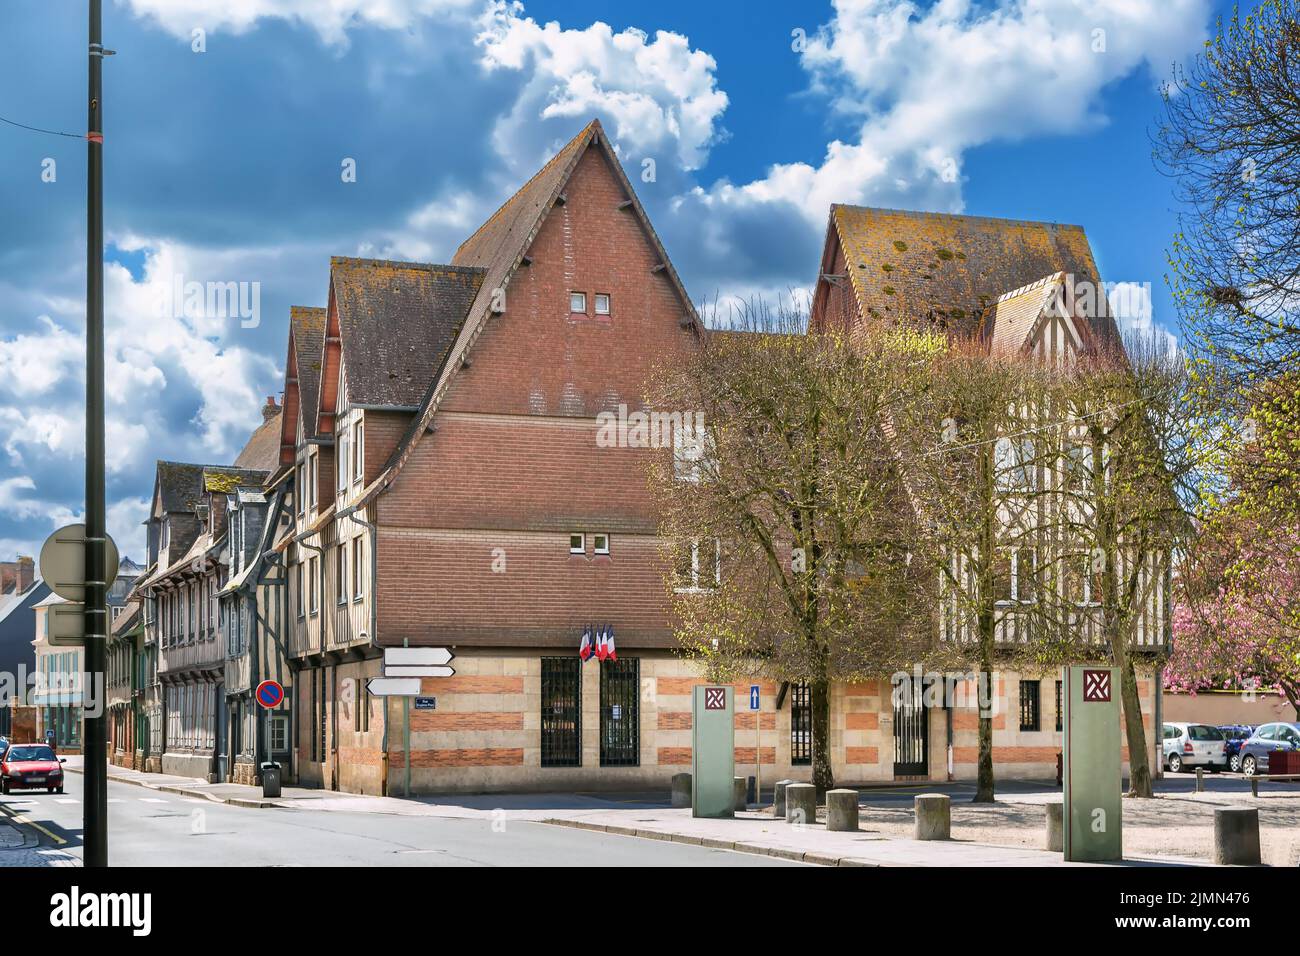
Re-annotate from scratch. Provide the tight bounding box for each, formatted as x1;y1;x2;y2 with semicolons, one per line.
570;292;587;314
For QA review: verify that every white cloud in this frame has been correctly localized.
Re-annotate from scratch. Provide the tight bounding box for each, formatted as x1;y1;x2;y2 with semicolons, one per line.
120;0;476;45
475;1;729;174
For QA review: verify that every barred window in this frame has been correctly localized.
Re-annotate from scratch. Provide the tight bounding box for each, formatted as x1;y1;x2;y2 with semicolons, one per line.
1019;680;1041;732
541;657;581;767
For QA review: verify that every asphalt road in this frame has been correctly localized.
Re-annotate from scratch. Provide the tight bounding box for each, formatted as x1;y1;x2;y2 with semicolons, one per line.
0;774;802;867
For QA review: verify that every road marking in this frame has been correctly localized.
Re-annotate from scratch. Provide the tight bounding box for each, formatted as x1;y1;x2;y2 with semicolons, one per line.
0;802;67;846
107;798;123;804
55;798;79;805
139;797;168;803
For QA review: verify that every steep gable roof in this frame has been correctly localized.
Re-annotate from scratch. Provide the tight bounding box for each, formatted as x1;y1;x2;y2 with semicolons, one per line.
154;461;207;514
288;305;326;441
234;406;282;473
327;258;485;409
351;117;699;510
823;205;1119;345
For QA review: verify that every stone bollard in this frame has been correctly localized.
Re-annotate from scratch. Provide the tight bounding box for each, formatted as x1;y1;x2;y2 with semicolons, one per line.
1250;777;1259;798
1045;800;1063;852
733;776;748;812
746;775;757;805
773;779;793;817
671;772;692;809
914;794;951;840
1195;768;1205;793
785;783;817;825
1213;807;1261;865
826;789;859;832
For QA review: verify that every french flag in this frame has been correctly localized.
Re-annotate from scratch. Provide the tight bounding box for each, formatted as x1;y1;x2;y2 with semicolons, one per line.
595;626;608;662
579;626;594;661
605;626;617;662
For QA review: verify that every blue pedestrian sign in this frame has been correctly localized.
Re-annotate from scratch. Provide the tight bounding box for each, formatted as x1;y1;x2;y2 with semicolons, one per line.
749;685;760;711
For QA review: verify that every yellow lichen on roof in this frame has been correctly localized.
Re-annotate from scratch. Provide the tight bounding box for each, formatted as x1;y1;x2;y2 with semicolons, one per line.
831;205;1100;337
203;472;242;494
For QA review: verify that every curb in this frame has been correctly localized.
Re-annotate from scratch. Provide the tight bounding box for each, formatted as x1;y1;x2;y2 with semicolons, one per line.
65;765;280;809
540;817;881;867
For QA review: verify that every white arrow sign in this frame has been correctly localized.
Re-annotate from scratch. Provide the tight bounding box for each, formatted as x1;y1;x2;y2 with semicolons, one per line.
384;665;455;679
366;677;421;697
384;647;454;667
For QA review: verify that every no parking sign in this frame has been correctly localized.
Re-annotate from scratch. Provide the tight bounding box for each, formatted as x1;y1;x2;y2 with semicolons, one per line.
255;679;284;709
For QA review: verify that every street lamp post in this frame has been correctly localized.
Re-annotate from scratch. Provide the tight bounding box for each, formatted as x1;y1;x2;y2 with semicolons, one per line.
84;0;108;868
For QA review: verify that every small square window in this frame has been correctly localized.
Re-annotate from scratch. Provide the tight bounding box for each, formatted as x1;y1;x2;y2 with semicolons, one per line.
569;292;587;314
594;293;610;315
593;534;610;554
569;533;585;554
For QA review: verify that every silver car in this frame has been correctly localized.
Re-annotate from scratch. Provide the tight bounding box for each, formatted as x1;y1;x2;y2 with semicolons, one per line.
1162;722;1228;773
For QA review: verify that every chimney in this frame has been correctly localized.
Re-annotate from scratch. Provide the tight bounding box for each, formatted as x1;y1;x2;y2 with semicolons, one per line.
262;395;280;423
16;556;33;592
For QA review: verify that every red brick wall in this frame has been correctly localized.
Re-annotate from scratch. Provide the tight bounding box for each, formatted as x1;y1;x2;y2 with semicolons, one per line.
377;143;699;649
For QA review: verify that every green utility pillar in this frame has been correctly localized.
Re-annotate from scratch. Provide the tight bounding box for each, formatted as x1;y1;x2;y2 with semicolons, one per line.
691;685;735;818
1063;665;1122;861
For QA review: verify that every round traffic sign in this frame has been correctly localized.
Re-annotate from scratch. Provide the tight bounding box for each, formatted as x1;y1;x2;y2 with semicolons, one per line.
39;523;120;603
255;680;284;709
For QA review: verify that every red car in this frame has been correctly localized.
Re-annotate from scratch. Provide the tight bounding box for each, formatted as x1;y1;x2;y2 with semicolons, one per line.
0;744;65;794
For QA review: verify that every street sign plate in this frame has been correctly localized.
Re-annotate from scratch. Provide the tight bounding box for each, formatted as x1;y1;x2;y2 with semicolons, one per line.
47;603;86;646
384;665;455;678
383;647;454;667
749;685;760;711
255;679;285;709
414;697;436;710
1082;669;1111;702
39;524;119;603
366;677;421;697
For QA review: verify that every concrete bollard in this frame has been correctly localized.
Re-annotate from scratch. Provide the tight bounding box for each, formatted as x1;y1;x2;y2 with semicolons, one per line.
1195;768;1205;793
746;775;757;804
1213;807;1261;865
1250;777;1259;798
785;783;817;825
1045;801;1063;852
914;794;951;840
826;789;859;832
671;772;692;809
733;776;748;812
773;779;793;817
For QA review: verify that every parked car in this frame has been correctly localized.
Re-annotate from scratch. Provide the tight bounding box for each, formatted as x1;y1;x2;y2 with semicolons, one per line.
1218;725;1255;773
1162;722;1228;773
1237;722;1300;776
0;743;66;794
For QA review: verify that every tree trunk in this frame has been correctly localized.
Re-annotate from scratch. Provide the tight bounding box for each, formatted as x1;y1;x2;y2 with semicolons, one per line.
811;677;834;792
1112;636;1153;798
973;614;996;802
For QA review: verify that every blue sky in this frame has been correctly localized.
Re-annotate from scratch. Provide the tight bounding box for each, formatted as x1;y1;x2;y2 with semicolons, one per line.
0;0;1232;560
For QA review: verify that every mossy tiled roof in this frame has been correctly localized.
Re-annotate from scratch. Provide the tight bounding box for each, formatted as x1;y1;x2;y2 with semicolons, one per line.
329;258;485;408
830;205;1111;342
289;305;326;438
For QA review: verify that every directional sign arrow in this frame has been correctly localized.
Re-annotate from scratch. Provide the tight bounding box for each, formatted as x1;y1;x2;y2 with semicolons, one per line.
384;665;456;679
383;646;454;667
366;677;421;697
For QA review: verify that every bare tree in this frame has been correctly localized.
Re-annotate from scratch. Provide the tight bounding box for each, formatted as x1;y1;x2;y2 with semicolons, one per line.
647;302;939;790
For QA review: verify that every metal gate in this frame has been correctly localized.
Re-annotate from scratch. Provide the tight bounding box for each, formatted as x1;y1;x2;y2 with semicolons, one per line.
599;658;639;767
790;681;812;765
541;657;581;767
893;678;929;777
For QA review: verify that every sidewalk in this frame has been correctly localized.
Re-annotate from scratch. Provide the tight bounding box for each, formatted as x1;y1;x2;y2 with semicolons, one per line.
67;758;1198;866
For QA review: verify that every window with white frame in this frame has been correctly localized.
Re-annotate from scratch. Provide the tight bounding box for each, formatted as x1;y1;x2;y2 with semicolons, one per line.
269;714;289;753
309;452;318;509
336;544;347;605
352;420;364;485
673;422;711;482
675;538;721;592
593;533;610;555
337;427;349;491
569;291;587;314
295;562;305;619
308;556;319;614
994;547;1036;604
594;293;611;315
994;436;1036;493
569;533;585;554
352;536;365;599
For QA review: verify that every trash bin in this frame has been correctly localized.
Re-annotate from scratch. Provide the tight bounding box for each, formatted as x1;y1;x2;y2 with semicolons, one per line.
260;761;282;799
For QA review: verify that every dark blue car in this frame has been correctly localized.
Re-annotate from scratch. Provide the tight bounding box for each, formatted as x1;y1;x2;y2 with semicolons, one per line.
1218;725;1255;773
1238;722;1300;776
